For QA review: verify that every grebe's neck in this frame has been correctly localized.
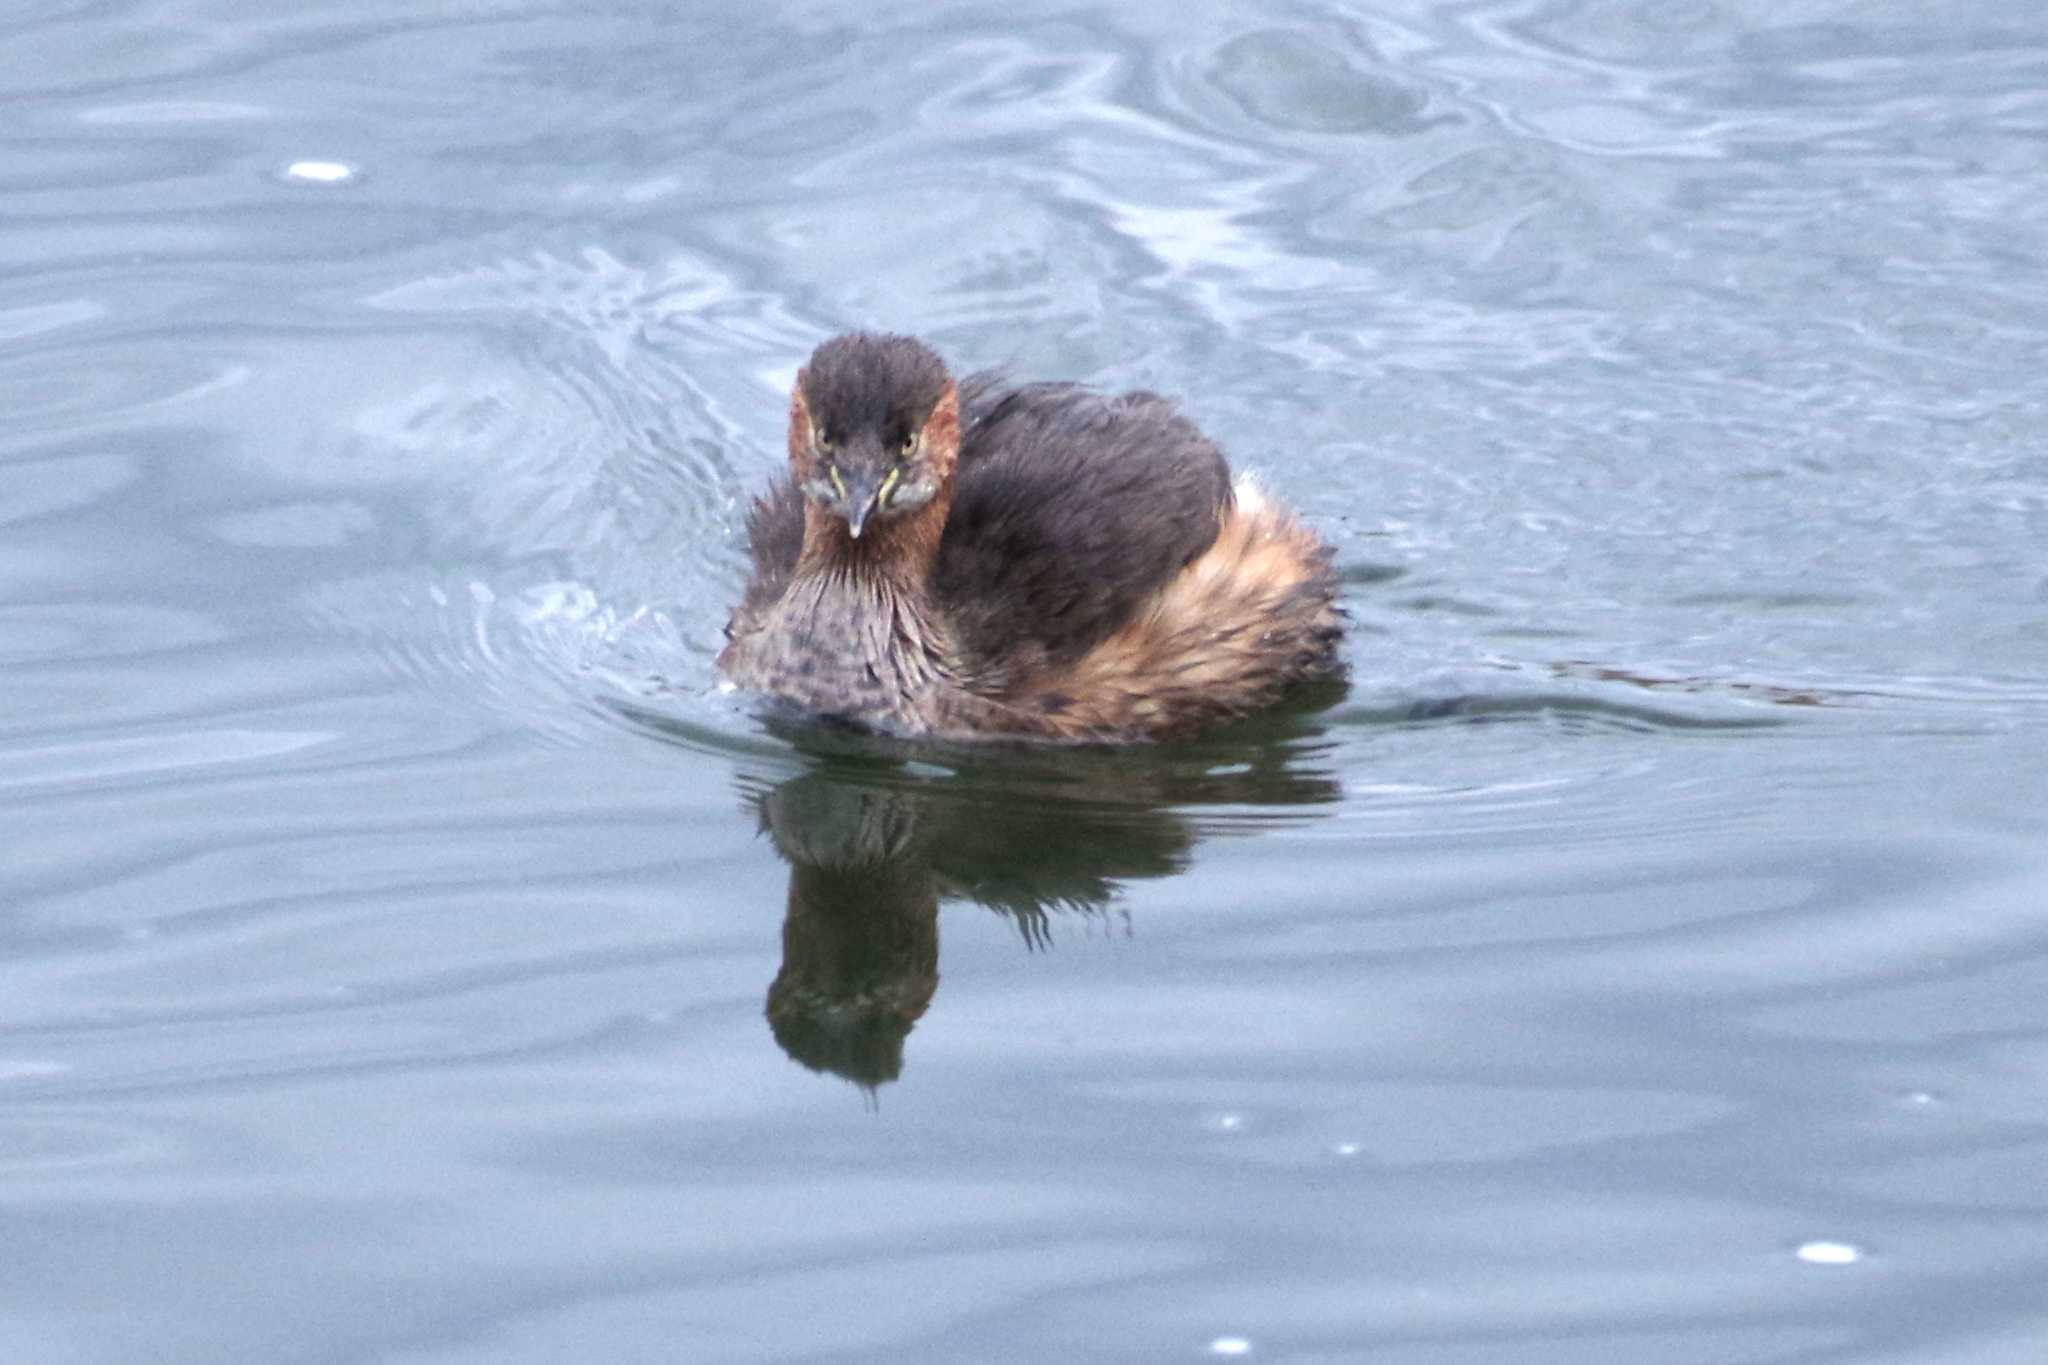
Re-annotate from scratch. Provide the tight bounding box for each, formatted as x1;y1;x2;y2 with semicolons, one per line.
796;485;953;591
760;483;960;732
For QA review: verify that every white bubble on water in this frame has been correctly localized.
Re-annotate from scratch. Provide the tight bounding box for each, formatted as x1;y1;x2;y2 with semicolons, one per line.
1795;1241;1863;1266
1208;1337;1251;1356
283;160;356;184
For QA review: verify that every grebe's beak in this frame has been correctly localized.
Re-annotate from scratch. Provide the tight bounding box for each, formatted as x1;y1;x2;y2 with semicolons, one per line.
840;468;886;539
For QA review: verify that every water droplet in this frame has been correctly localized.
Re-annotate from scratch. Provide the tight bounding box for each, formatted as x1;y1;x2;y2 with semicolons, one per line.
1334;1142;1361;1157
1795;1240;1862;1266
1209;1338;1252;1356
1209;1112;1244;1132
283;159;356;184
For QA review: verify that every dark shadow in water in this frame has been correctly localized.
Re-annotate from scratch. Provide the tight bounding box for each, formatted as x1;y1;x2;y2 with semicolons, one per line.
1331;660;1842;732
738;700;1343;1089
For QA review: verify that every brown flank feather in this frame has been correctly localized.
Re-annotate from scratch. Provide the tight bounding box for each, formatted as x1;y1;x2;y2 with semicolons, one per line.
985;488;1341;740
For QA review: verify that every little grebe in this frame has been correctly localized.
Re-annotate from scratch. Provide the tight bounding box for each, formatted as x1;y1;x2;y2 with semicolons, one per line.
719;333;1343;741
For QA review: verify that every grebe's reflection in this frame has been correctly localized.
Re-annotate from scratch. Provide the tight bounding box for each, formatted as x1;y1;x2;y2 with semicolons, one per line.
747;717;1341;1087
759;775;938;1087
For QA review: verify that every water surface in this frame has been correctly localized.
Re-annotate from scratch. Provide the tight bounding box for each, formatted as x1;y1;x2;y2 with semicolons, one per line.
5;1;2048;1361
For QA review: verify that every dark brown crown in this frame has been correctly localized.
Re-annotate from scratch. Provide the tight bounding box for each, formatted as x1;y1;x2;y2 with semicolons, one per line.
798;333;951;445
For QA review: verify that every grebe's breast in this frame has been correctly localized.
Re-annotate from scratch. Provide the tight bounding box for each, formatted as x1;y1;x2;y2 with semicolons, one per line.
719;567;949;732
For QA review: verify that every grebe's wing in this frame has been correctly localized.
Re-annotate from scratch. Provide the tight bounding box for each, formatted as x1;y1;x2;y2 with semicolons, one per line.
729;476;805;631
937;375;1232;669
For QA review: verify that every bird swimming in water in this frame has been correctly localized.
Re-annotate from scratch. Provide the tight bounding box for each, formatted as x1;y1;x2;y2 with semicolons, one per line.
718;333;1343;741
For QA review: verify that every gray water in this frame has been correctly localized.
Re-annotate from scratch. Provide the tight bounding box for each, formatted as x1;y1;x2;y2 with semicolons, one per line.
6;1;2048;1360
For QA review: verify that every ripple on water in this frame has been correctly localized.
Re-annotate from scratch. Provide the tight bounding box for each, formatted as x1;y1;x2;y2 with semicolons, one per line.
301;566;728;753
0;601;231;670
0;725;329;789
0;343;242;435
0;1115;173;1178
205;500;378;549
0;451;137;527
1201;25;1447;137
0;296;104;344
166;240;807;753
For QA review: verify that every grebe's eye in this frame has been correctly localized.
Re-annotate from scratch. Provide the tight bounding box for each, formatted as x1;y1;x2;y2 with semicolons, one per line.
813;426;834;453
898;433;917;458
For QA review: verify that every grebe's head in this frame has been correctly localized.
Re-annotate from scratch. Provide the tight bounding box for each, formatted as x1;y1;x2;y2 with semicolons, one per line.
789;333;959;539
